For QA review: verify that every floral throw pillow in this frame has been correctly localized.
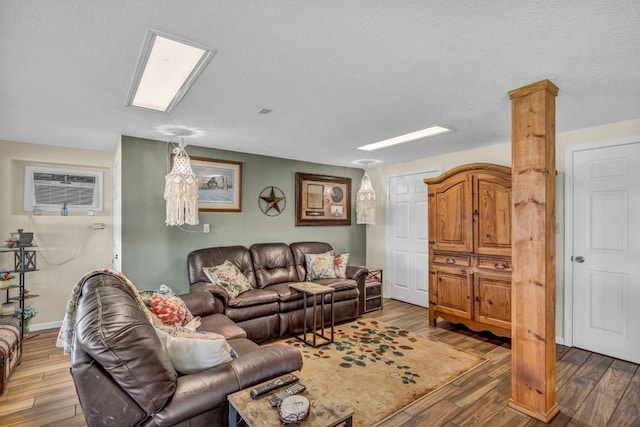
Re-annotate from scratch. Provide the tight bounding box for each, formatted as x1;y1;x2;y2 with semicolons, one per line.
334;253;350;278
139;284;194;326
203;260;253;299
305;251;337;280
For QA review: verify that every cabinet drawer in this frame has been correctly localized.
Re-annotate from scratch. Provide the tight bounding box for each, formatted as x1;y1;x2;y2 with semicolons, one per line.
477;257;511;272
433;253;471;267
366;283;382;297
365;297;382;312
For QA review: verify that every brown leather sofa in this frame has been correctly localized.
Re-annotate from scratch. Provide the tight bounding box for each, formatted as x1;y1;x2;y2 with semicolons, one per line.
70;271;302;427
187;241;368;343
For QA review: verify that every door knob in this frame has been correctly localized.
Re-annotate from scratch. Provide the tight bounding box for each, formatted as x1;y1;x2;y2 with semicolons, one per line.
574;256;585;263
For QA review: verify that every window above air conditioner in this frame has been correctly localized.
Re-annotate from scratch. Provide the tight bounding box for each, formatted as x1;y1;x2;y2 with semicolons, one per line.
24;165;103;213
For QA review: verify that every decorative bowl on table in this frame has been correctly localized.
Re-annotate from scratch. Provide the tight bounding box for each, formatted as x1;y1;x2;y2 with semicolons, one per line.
4;240;15;248
10;232;33;245
1;302;16;315
0;271;14;288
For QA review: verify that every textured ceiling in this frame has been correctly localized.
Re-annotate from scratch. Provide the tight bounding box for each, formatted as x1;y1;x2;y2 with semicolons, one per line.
1;1;639;167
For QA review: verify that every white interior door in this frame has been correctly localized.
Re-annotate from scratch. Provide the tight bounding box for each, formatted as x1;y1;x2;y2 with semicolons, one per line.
571;141;640;363
387;169;441;307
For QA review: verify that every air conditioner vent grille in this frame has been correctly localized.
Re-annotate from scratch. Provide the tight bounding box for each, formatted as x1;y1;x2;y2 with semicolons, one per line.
24;166;103;212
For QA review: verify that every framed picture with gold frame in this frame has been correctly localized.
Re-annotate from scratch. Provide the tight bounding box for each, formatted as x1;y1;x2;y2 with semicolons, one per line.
172;155;242;212
295;172;351;226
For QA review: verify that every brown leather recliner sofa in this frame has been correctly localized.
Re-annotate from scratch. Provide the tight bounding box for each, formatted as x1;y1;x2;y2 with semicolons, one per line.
70;271;302;427
187;241;368;343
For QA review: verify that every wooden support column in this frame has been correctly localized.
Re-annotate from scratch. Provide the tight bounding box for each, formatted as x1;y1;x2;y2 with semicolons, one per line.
508;79;560;423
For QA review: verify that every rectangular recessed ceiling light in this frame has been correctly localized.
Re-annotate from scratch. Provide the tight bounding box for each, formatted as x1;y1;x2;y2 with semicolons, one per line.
357;125;453;151
126;30;216;113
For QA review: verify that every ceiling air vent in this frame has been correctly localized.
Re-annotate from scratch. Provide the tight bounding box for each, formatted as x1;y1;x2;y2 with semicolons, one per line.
24;166;103;212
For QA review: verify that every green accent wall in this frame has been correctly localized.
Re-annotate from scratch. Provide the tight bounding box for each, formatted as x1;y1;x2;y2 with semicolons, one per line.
121;136;366;292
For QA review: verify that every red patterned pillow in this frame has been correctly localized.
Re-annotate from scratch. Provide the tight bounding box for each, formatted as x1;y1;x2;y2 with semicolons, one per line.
139;284;194;326
334;253;350;278
149;293;186;325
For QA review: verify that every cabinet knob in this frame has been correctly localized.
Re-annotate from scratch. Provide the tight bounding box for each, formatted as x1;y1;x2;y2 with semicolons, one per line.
445;258;455;264
474;296;480;302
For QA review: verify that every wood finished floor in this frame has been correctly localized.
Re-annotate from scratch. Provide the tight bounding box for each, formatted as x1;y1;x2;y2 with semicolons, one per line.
1;299;639;426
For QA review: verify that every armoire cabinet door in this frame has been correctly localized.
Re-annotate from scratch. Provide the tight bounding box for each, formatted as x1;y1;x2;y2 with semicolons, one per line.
474;173;512;256
473;271;511;329
433;266;472;319
429;173;473;253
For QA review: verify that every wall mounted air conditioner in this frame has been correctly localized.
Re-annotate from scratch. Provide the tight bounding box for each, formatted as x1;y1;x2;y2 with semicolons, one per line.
24;165;103;213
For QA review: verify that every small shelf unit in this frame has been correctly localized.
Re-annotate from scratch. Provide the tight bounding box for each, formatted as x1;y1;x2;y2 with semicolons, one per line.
1;246;39;343
363;268;383;313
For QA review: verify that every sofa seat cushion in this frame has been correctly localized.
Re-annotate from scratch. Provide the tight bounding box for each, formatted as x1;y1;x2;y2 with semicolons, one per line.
198;313;247;340
227;289;280;308
226;302;280;323
266;282;306;302
227;337;260;356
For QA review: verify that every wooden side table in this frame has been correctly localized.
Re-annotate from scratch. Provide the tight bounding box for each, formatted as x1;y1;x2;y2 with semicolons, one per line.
228;370;353;427
363;268;383;313
289;282;335;348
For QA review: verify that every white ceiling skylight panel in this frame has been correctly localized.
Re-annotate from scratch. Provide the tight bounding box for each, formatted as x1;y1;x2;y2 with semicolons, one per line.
357;125;453;151
126;30;217;113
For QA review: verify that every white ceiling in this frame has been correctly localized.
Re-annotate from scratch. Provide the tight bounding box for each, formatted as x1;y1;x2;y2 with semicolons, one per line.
1;1;639;167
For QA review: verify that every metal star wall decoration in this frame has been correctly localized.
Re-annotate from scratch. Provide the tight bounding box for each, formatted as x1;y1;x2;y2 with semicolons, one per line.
259;186;286;216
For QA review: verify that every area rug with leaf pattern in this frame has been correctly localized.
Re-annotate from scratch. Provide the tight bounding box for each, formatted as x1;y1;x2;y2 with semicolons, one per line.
275;318;487;426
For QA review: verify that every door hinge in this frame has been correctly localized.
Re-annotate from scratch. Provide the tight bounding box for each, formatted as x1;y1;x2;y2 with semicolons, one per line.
428;193;434;198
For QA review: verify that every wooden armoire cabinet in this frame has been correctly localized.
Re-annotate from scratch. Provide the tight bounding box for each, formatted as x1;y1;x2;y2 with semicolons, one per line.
424;163;512;338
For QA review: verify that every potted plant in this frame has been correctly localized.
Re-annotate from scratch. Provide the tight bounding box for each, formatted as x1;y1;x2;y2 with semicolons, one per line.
18;305;37;335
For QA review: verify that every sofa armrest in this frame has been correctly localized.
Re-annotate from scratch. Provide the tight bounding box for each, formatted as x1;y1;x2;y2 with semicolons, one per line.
189;281;229;313
346;265;368;315
229;343;303;389
179;291;218;317
152;344;302;426
346;265;368;284
153;363;239;425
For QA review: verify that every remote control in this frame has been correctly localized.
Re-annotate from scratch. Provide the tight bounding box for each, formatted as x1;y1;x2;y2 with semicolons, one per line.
249;374;299;399
269;383;307;407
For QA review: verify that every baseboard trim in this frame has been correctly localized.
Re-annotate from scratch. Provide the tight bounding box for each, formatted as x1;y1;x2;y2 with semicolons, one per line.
30;320;62;332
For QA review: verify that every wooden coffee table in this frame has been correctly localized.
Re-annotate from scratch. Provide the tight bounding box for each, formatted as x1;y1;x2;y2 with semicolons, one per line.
228;370;353;427
289;282;335;348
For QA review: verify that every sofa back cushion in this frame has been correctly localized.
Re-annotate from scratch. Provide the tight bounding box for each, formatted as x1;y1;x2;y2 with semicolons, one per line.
74;273;177;415
187;246;257;288
250;243;299;288
290;241;334;281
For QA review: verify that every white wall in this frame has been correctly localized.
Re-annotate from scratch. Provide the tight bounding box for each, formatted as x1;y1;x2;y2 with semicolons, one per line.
1;140;114;331
366;118;640;343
